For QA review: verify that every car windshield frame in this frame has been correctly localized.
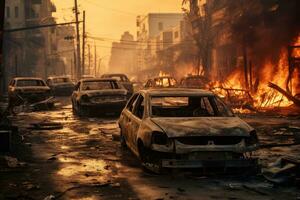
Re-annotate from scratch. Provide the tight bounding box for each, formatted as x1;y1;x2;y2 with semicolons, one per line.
16;79;46;87
52;77;72;84
81;80;119;91
150;94;234;118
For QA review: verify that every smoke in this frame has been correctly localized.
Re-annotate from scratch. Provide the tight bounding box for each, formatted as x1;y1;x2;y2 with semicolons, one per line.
226;0;300;66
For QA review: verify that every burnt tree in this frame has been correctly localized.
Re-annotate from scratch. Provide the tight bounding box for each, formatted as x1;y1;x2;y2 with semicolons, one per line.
182;0;218;78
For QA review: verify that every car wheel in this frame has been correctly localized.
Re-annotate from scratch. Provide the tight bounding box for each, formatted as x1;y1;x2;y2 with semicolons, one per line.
138;140;163;174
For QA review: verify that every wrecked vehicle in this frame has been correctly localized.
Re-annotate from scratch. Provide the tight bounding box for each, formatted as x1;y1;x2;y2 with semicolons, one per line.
144;76;178;88
101;73;134;96
8;77;53;107
71;78;128;116
46;76;75;96
211;87;254;109
118;88;259;172
180;75;209;89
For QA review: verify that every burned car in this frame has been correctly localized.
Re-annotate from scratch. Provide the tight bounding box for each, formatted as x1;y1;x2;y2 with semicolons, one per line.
8;77;52;106
118;88;259;172
101;73;133;96
180;75;209;89
144;76;178;88
71;78;128;116
46;76;75;96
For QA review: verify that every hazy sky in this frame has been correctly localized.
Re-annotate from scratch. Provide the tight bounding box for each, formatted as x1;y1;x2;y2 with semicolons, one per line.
52;0;184;65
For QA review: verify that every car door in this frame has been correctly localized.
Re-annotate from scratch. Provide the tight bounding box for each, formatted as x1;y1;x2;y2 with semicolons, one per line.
129;94;145;152
120;94;139;147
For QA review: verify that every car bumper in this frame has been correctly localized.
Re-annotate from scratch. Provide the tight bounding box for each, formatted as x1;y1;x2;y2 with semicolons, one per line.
161;158;258;168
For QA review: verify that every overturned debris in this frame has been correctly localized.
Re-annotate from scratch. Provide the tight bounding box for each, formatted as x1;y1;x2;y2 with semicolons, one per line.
268;82;300;107
262;156;300;185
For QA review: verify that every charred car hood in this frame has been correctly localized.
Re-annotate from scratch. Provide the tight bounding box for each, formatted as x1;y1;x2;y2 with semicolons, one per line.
80;89;127;97
150;117;253;138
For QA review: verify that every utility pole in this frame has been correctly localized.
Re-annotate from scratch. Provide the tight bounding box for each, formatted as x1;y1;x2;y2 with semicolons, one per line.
74;0;81;80
94;42;97;76
81;10;86;76
88;44;91;75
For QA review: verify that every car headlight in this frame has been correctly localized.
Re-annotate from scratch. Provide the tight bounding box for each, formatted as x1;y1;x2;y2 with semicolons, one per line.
151;131;169;145
245;130;259;145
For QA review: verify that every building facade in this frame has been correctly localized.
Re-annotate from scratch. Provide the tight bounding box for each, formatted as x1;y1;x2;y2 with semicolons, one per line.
2;0;65;92
108;31;138;75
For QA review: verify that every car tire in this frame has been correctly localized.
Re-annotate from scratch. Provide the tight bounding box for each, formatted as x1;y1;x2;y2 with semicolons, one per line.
138;141;163;174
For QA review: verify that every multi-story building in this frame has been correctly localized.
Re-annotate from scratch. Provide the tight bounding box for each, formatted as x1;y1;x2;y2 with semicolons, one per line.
136;13;184;72
108;31;138;75
2;0;57;92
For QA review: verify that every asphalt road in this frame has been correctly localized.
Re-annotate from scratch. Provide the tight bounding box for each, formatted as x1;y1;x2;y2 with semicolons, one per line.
0;97;299;200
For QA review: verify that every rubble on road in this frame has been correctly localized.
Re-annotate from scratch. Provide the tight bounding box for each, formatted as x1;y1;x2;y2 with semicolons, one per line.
262;156;300;185
29;122;63;130
3;156;26;168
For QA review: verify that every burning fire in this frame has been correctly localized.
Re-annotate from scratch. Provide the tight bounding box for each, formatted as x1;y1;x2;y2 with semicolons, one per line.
212;36;300;110
159;71;170;77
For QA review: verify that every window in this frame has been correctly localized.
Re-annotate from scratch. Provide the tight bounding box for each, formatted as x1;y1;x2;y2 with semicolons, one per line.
174;31;179;39
158;22;163;31
133;95;144;119
16;80;45;87
126;94;139;112
81;81;118;91
6;7;10;18
150;96;234;117
15;6;19;18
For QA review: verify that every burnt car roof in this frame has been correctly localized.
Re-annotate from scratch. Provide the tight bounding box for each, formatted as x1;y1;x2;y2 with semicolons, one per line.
140;88;214;96
47;76;71;80
13;77;44;81
80;78;117;82
102;73;128;77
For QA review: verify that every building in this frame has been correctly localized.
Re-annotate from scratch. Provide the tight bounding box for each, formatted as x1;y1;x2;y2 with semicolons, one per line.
108;31;138;75
51;26;75;78
136;13;184;72
2;0;58;92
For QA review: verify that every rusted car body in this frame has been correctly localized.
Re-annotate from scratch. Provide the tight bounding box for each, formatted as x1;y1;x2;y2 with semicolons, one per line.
180;75;209;89
8;77;52;105
144;76;178;88
71;78;128;116
46;76;75;96
118;88;259;171
101;74;134;96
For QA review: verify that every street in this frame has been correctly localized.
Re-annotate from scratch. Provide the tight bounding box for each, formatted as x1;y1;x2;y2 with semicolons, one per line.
0;97;299;200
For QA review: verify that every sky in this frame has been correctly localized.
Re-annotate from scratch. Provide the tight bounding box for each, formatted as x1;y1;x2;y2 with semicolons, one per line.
51;0;184;66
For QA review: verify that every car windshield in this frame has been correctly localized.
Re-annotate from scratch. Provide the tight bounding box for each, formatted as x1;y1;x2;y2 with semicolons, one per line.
151;95;234;117
107;75;129;82
52;77;71;84
17;80;45;87
81;81;118;90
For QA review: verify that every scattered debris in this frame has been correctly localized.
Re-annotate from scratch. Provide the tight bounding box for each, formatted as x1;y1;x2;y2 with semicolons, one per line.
262;156;300;184
29;122;63;130
4;156;26;168
43;195;55;200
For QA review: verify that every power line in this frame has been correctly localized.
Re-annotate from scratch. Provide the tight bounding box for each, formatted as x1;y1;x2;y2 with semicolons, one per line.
84;0;137;16
87;35;194;45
